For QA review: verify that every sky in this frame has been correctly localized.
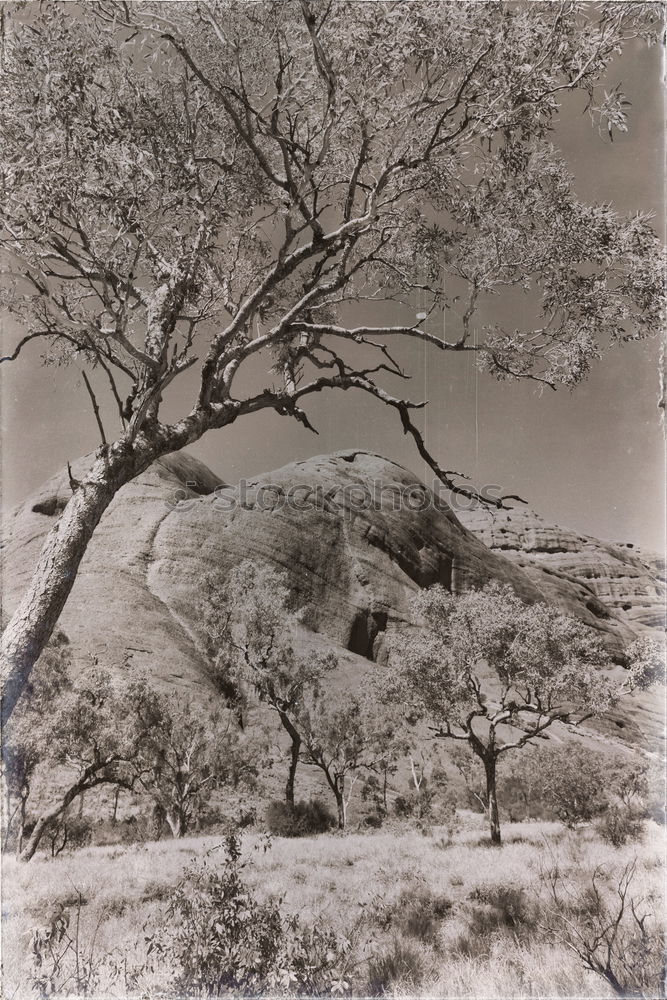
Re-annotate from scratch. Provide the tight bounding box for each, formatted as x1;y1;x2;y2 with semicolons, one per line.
1;25;665;553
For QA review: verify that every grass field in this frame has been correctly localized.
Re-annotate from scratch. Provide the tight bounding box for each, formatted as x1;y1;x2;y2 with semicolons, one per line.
2;813;665;999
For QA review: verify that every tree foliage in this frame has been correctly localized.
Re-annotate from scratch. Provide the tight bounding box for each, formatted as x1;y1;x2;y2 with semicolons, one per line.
1;632;71;854
1;1;664;717
387;582;661;843
15;663;151;861
131;689;253;838
534;744;609;828
298;695;402;829
205;559;337;808
509;743;659;832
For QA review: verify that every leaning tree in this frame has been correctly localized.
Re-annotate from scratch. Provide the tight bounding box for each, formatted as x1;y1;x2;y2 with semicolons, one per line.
16;664;152;862
387;582;664;844
1;2;664;720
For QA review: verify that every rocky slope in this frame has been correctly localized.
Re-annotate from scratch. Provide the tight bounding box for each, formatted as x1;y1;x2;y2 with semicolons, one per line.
1;451;225;695
1;449;663;750
458;505;666;634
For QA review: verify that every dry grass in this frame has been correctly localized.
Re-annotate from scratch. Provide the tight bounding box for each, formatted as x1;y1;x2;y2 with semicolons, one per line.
2;814;665;999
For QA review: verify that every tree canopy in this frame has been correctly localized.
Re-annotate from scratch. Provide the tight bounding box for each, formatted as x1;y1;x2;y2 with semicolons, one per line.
387;582;663;842
204;559;338;809
0;1;664;719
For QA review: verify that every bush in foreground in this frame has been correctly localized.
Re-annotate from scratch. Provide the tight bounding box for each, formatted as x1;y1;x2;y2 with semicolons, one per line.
596;804;645;848
540;857;666;998
366;940;425;996
147;833;354;996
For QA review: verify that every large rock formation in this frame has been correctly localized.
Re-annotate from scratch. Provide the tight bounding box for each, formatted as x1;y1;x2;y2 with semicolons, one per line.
458;505;666;634
2;449;663;741
1;451;225;695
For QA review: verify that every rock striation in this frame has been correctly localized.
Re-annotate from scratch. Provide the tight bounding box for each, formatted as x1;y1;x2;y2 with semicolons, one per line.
458;504;666;635
2;450;663;718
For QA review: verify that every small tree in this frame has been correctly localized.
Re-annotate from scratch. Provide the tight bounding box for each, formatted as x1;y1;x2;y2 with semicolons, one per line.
18;665;149;862
393;747;450;823
536;744;609;829
540;858;666;998
388;582;663;845
374;739;409;819
1;634;71;854
610;758;651;813
299;696;401;830
132;691;249;838
205;560;336;811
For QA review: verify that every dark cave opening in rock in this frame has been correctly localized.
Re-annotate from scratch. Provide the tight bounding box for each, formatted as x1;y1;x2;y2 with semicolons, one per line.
347;610;388;660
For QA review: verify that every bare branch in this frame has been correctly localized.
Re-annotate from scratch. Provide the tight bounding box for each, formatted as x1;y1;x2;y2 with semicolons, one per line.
80;371;108;449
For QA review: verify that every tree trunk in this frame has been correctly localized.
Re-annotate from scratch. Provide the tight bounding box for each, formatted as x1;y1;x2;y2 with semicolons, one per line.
2;784;17;853
1;395;239;725
19;765;122;861
150;802;165;841
51;817;69;858
111;786;120;824
286;736;300;811
20;806;64;862
334;781;346;830
484;755;501;845
335;794;346;829
1;444;156;725
166;809;187;838
279;712;301;811
17;792;27;857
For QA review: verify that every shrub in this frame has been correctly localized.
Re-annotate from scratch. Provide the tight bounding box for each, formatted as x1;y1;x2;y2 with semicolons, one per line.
393;793;412;818
458;882;538;953
366;940;424;995
499;772;552;822
538;746;608;828
30;893;103;996
148;833;353;996
540;858;666;998
471;883;535;928
596;805;644;847
237;806;257;829
605;757;664;830
507;748;661;831
360;774;388;816
46;815;93;857
396;887;451;945
141;879;172;904
375;886;451;946
646;798;666;826
93;814;154;847
361;812;383;830
393;779;435;821
265;798;336;837
453;927;489;960
100;896;127;919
